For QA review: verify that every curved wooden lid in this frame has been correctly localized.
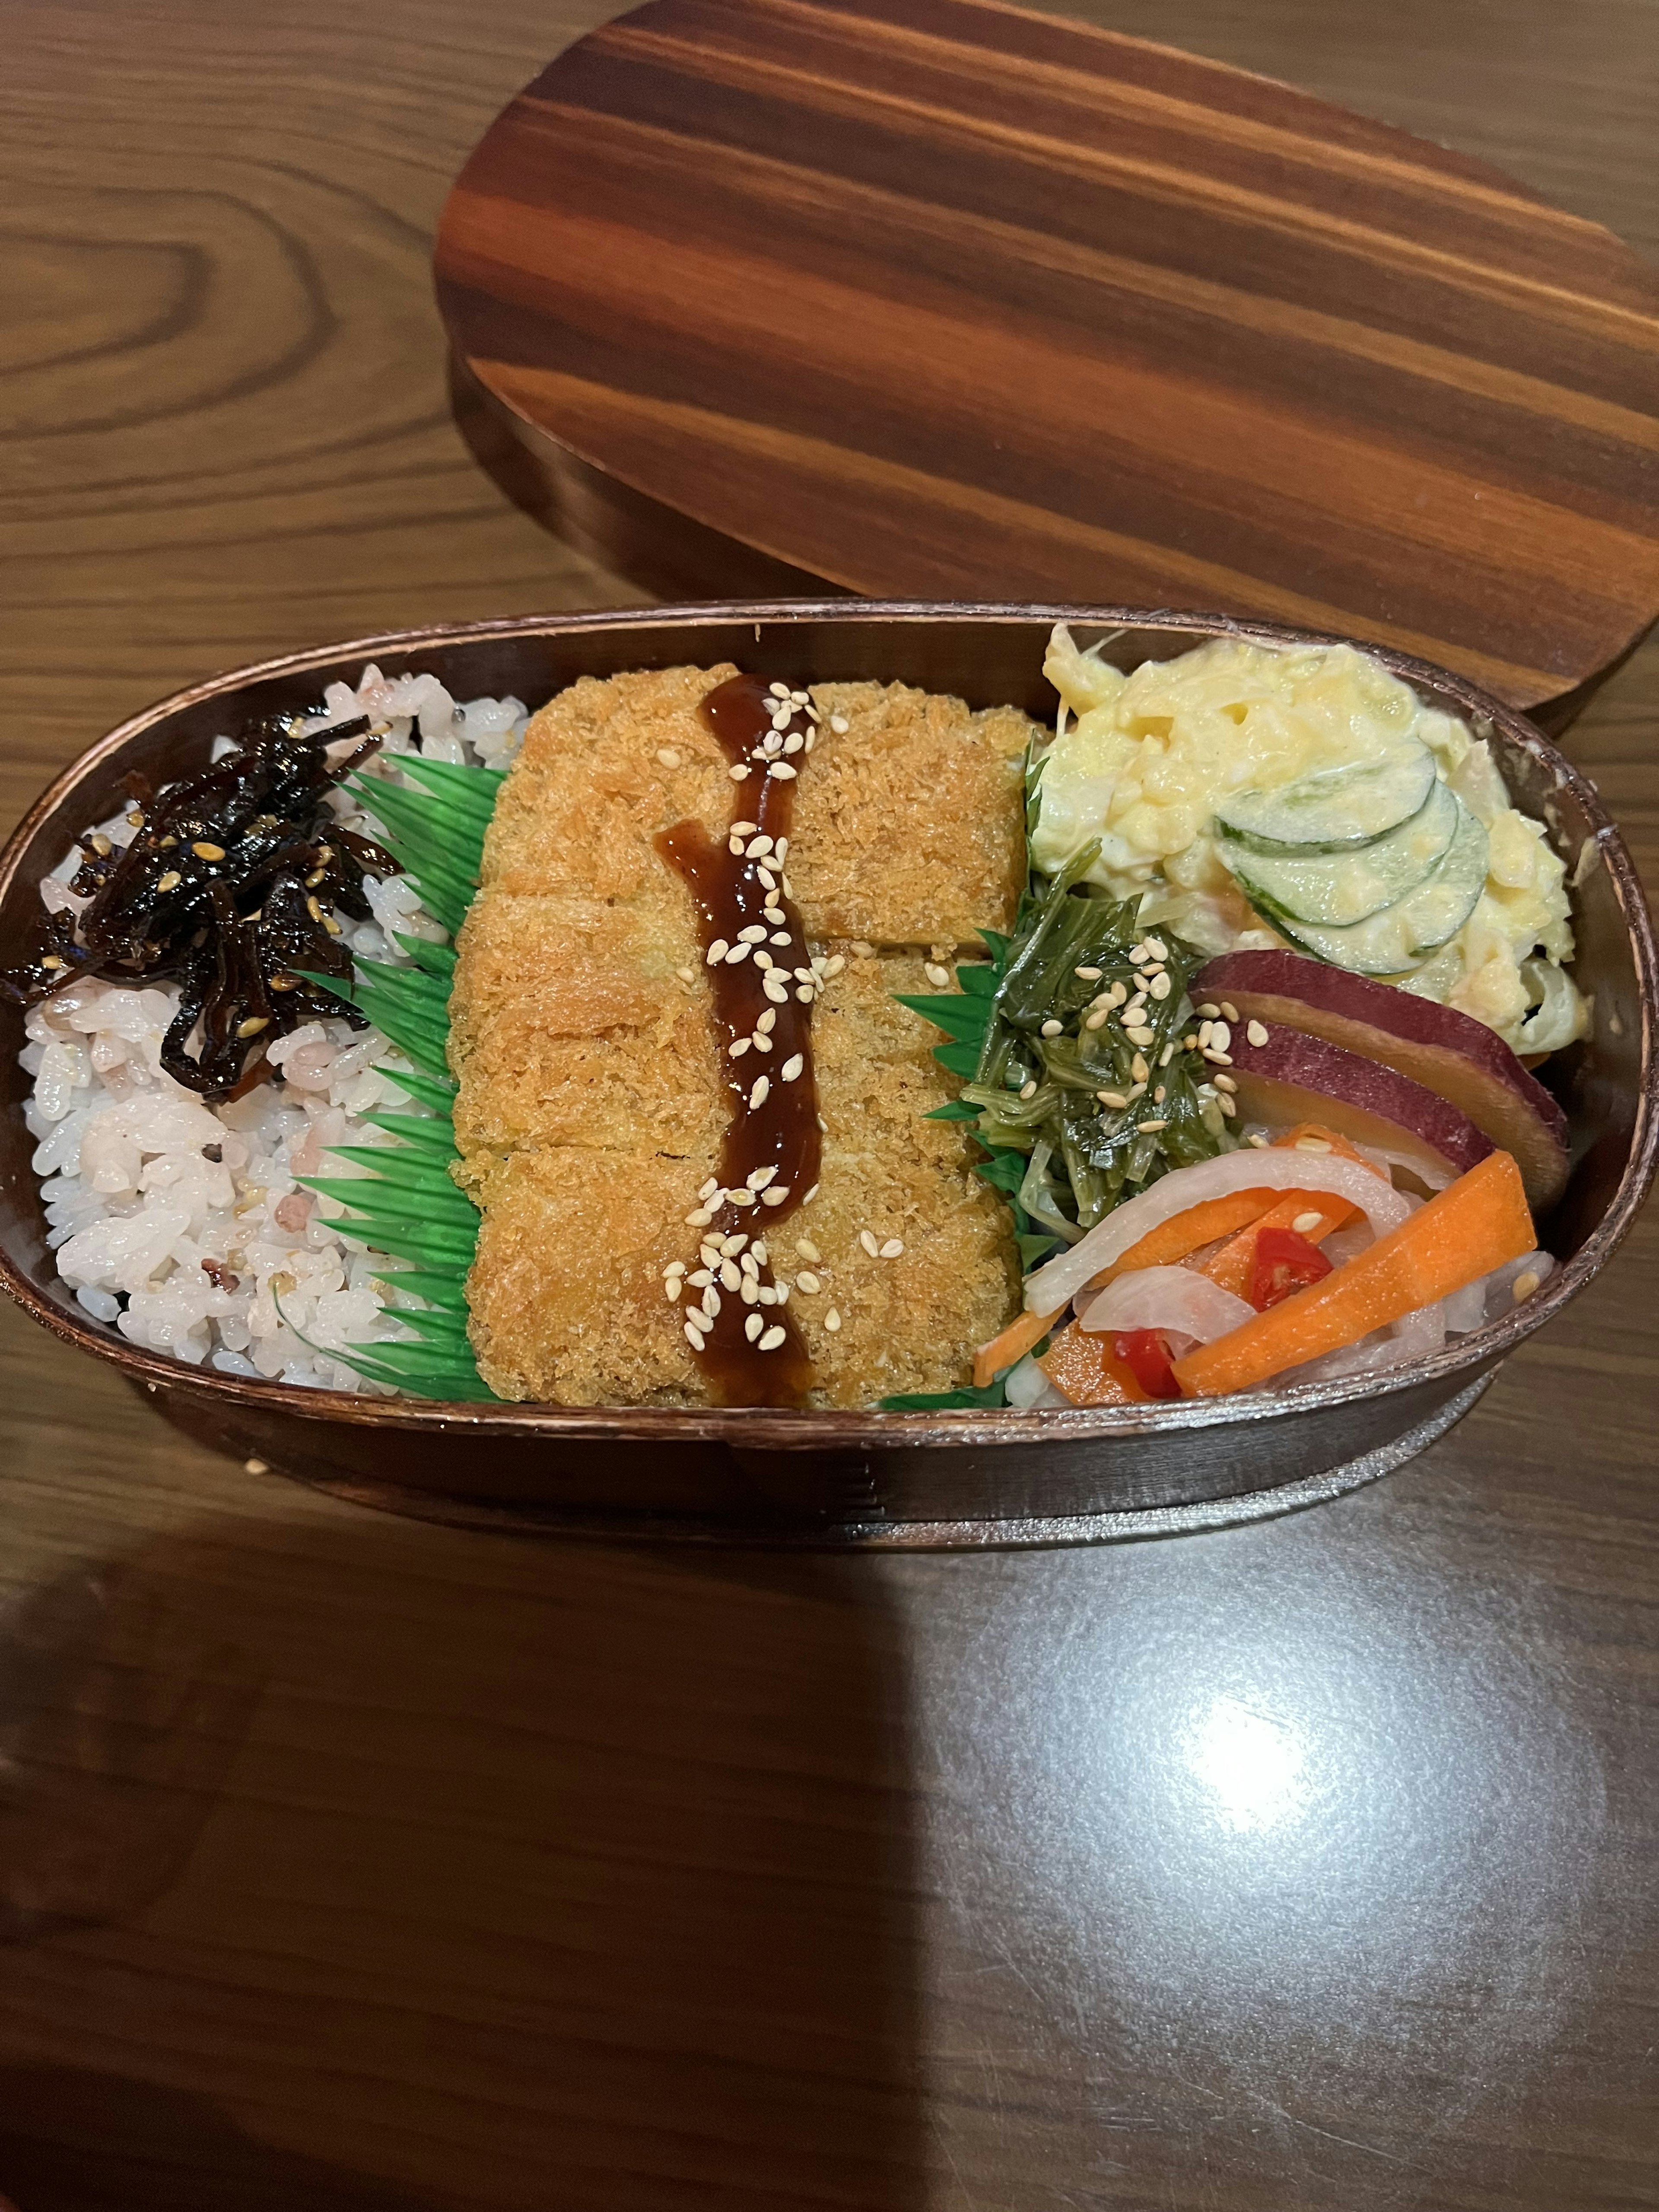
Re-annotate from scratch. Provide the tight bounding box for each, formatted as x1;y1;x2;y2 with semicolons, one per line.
435;0;1659;711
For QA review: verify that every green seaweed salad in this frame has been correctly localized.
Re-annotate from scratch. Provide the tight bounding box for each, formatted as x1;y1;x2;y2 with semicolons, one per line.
883;751;1230;1410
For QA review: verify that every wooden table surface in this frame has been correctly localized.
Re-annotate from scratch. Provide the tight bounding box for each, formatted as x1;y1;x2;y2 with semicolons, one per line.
3;2;1657;2207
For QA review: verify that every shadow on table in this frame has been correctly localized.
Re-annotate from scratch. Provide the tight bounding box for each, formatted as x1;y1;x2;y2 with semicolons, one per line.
0;1510;923;2212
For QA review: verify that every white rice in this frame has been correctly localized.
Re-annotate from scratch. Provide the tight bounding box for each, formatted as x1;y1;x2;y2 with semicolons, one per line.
22;665;531;1392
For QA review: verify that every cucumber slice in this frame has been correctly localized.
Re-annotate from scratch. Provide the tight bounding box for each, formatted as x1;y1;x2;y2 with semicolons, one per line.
1220;777;1458;927
1268;800;1491;974
1217;744;1436;854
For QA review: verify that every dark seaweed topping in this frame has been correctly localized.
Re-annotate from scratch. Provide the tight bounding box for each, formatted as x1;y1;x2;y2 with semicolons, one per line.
2;712;401;1099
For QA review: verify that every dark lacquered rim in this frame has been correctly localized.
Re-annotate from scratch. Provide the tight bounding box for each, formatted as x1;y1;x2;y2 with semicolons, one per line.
1;599;1653;1448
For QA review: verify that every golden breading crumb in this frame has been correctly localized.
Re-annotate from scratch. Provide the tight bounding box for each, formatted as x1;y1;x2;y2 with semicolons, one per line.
790;681;1033;946
449;666;1028;1406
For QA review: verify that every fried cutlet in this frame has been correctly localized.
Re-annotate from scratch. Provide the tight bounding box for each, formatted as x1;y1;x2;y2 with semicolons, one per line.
448;664;1036;1406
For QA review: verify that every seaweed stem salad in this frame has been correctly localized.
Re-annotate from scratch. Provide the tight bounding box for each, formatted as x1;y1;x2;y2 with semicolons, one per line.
13;630;1578;1412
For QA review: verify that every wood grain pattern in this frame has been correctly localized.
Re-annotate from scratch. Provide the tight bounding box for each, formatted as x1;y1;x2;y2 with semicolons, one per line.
5;0;1659;2207
435;0;1659;713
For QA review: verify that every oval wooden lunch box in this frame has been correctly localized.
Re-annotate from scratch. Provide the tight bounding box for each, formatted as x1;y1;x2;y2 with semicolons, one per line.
0;604;1653;1548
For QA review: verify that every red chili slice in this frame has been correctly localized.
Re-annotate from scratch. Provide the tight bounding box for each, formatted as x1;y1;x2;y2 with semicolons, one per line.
1113;1328;1183;1399
1250;1224;1336;1312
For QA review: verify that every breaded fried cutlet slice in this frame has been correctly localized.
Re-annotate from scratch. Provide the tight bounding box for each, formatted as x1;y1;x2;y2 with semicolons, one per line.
449;665;1037;1406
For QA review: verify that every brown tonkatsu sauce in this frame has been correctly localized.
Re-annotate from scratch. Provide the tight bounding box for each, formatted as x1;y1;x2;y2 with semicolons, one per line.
656;674;825;1407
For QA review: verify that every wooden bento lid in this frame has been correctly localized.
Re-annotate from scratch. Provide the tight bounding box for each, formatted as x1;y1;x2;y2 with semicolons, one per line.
435;0;1659;715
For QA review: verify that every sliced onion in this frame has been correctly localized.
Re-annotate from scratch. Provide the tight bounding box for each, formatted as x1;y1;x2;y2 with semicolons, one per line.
1024;1149;1414;1315
1076;1266;1255;1345
1351;1138;1456;1192
1005;1352;1069;1408
1294;1300;1446;1385
1445;1249;1555;1333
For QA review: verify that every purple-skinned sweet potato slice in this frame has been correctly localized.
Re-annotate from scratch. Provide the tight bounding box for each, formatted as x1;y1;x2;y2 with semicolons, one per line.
1196;949;1569;1210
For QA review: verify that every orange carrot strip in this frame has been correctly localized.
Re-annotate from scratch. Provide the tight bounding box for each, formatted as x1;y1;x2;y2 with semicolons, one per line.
1038;1321;1150;1405
973;1305;1059;1389
1173;1151;1535;1398
1095;1189;1287;1285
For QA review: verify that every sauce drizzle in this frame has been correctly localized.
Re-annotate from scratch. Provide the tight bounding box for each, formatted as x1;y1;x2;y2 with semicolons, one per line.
655;674;824;1407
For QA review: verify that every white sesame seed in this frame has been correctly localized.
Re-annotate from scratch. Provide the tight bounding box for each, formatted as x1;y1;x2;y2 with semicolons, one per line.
725;943;751;964
1075;965;1102;980
752;1241;767;1264
770;931;791;946
1127;1081;1147;1101
676;966;696;984
1131;1053;1150;1084
1136;1119;1168;1134
790;689;809;706
729;764;751;780
764;906;786;925
1109;980;1128;1006
783;733;804;754
656;747;681;767
1183;1033;1199;1051
756;862;776;885
1019;1079;1039;1100
666;1278;683;1302
740;1251;760;1277
770;762;798;779
925;962;951;987
793;965;814;984
757;1284;778;1305
1154;1084;1166;1103
1205;1050;1233;1067
1084;1010;1108;1031
1291;1211;1324;1236
720;1259;741;1291
745;1312;765;1341
685;1321;706;1349
702;1286;722;1319
753;1006;776;1034
665;1259;687;1277
761;1186;790;1205
1295;1136;1333;1153
1146;939;1168;960
737;923;767;944
1248;1132;1271;1148
754;951;773;971
1149;973;1172;1000
728;1037;751;1058
1217;1093;1237;1116
879;1238;904;1259
746;835;774;858
729;836;746;856
728;1189;756;1208
775;1284;790;1305
1212;1072;1237;1092
1160;1042;1175;1067
860;1230;880;1257
1246;1020;1270;1047
804;1183;819;1202
1220;1000;1239;1022
830;715;849;733
741;1277;759;1303
1127;1026;1156;1048
1197;1001;1220;1018
796;1270;822;1294
685;1207;714;1226
747;1165;778;1191
823;954;846;978
796;986;814;1003
759;1325;787;1351
796;1237;821;1262
824;1308;842;1331
722;1233;747;1255
749;1075;770;1109
764;977;790;1004
1129;944;1150;966
1040;1018;1064;1038
1208;1022;1232;1053
768;681;790;698
706;940;728;965
751;1031;772;1052
731;820;759;836
775;838;789;861
699;1178;719;1200
1513;1270;1541;1301
1097;1090;1128;1109
781;1053;804;1081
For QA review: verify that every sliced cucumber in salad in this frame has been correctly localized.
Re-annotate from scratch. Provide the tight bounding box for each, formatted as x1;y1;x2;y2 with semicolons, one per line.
1217;742;1436;854
1265;799;1490;975
1220;776;1459;929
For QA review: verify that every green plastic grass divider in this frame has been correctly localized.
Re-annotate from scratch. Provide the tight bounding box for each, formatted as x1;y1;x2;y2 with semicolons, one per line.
294;754;508;1401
